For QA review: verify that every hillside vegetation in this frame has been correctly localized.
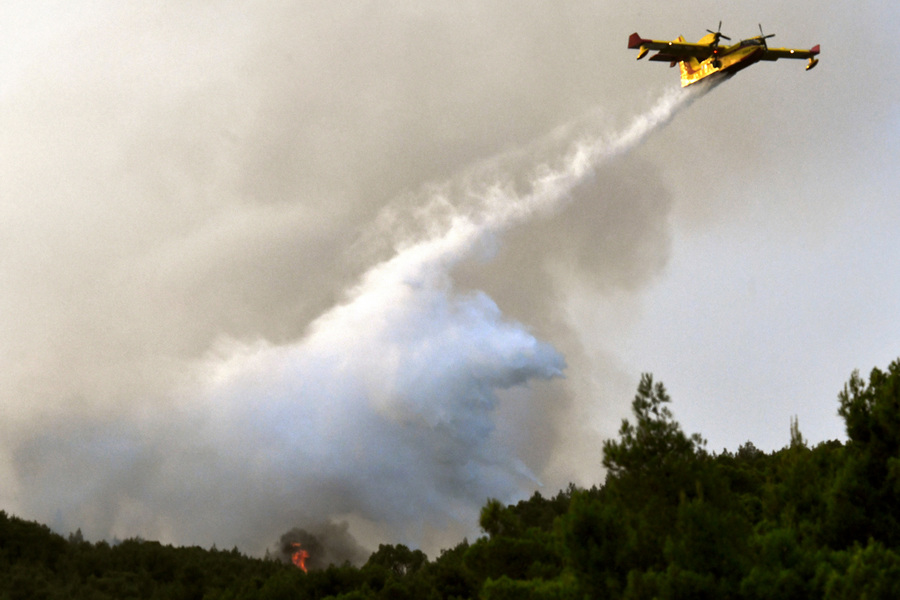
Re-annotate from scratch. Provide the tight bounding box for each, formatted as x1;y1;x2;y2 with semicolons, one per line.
3;360;899;599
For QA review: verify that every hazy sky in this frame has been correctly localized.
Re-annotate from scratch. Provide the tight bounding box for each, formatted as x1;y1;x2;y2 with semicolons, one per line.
2;1;898;557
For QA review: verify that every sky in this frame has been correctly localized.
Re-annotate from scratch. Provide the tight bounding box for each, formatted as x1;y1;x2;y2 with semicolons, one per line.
1;1;898;558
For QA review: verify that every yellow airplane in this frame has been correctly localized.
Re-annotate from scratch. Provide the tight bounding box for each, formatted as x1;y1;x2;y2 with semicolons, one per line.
628;23;819;87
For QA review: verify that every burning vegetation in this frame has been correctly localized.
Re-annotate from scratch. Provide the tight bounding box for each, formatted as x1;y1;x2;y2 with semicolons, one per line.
289;543;309;572
277;522;368;572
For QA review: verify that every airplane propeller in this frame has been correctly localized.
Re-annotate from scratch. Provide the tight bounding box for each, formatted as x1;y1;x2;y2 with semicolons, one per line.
757;23;776;47
706;21;731;45
706;21;731;67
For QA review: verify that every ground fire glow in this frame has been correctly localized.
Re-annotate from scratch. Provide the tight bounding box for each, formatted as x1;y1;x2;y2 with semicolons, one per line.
291;543;310;572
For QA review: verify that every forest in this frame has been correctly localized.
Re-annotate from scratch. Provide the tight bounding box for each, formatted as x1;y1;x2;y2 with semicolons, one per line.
2;359;899;599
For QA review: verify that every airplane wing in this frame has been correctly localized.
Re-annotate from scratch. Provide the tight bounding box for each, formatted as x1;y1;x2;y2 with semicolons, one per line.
628;33;714;62
761;44;820;61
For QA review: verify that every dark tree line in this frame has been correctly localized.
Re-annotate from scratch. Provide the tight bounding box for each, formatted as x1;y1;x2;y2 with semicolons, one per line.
3;360;900;599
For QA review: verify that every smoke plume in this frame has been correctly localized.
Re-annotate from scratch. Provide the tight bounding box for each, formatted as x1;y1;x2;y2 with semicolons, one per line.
278;523;368;570
1;4;718;558
184;83;708;553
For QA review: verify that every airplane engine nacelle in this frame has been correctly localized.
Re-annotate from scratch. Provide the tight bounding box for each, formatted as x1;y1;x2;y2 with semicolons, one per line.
806;57;819;71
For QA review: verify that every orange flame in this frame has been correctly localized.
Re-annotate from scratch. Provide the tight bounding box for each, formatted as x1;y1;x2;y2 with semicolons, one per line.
290;543;309;572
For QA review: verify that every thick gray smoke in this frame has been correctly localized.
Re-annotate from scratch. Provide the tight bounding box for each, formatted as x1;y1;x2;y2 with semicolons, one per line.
13;85;703;557
177;85;706;553
1;4;717;558
278;523;368;570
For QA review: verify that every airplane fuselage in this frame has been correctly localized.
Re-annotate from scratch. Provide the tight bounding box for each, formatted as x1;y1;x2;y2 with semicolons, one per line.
680;39;766;87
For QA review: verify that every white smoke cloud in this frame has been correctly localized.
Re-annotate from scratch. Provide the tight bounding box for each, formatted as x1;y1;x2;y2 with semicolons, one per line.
14;81;705;557
2;3;719;558
170;83;707;551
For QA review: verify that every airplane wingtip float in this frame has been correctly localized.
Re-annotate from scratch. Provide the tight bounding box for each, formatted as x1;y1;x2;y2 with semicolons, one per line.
629;23;819;87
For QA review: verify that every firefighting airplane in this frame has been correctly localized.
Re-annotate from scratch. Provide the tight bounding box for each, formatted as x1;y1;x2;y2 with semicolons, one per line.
628;23;819;87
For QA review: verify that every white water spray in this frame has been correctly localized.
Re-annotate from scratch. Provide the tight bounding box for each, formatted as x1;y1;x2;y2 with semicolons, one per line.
385;83;709;271
181;84;710;550
27;83;711;557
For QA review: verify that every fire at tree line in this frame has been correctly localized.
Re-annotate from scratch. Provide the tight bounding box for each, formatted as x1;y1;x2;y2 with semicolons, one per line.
2;359;900;599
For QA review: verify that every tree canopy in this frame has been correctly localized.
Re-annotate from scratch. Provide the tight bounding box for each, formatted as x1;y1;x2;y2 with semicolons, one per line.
3;360;900;599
